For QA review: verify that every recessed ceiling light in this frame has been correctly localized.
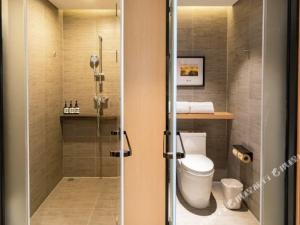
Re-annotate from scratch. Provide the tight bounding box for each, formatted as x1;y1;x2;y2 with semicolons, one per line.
48;0;117;10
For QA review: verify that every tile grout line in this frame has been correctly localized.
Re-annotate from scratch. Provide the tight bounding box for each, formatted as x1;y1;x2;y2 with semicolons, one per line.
32;177;119;225
86;180;102;225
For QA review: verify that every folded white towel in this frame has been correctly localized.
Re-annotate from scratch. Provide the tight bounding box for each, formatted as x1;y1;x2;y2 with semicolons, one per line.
190;102;214;113
176;102;190;113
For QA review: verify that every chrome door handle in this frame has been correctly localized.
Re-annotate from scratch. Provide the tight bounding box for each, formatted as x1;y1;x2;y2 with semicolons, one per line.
110;129;132;157
163;131;186;159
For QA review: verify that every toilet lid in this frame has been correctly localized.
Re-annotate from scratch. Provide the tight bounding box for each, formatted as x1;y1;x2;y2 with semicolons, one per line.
181;154;214;175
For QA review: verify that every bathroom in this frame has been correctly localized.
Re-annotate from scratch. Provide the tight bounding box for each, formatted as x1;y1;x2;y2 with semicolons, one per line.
1;0;292;225
174;1;262;224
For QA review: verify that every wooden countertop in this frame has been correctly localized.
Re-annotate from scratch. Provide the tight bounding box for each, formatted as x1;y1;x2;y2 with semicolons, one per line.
176;112;234;120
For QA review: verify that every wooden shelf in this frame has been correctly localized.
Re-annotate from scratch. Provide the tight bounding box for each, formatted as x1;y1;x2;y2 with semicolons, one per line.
60;112;233;121
177;112;234;120
60;114;118;120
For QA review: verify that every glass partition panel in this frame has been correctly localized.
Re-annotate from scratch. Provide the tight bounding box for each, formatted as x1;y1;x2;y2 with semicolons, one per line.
27;1;123;225
167;0;178;224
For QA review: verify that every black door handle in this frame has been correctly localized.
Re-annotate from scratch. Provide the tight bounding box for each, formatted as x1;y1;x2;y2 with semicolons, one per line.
163;131;186;159
110;129;132;157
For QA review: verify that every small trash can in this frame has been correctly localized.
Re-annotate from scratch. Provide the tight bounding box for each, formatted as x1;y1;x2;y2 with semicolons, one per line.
221;178;243;210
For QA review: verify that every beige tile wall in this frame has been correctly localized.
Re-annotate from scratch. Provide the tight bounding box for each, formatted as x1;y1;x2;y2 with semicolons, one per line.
177;7;229;180
62;118;120;177
227;0;263;219
62;10;120;177
29;0;63;215
63;10;120;116
29;7;121;213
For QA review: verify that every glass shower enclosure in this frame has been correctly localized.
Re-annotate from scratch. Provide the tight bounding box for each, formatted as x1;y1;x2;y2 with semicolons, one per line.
26;1;128;225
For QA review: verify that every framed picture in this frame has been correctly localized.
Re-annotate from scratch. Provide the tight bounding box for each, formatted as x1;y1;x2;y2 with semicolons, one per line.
177;56;205;87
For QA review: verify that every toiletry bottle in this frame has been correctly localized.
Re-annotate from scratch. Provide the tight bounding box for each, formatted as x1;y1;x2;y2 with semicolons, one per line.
63;101;69;114
69;101;74;114
75;100;80;114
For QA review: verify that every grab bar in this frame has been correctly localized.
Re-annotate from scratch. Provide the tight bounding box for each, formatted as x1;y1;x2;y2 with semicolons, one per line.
110;129;132;157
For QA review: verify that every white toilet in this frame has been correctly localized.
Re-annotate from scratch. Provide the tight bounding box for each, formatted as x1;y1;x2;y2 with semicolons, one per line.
177;132;214;209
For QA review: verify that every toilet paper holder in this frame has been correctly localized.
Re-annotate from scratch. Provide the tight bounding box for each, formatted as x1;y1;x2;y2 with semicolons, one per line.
232;145;253;164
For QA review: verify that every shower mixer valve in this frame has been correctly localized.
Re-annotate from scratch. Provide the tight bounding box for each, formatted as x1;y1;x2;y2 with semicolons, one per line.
90;35;109;113
94;96;109;107
94;72;105;81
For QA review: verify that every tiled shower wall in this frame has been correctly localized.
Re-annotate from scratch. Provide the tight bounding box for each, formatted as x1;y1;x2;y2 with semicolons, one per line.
29;0;63;214
62;118;120;177
29;6;121;214
227;0;263;219
177;8;229;180
63;10;120;116
62;10;120;177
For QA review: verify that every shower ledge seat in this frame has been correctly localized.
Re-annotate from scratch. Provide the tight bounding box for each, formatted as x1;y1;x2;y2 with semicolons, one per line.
60;114;118;120
176;112;234;120
60;113;234;120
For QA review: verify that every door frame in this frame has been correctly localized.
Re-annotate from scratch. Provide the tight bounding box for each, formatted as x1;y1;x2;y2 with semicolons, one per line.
1;0;125;224
165;1;299;225
165;0;169;224
0;0;4;223
287;0;299;225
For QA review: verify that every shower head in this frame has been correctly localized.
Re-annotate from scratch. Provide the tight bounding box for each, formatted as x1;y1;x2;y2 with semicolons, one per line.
90;55;99;71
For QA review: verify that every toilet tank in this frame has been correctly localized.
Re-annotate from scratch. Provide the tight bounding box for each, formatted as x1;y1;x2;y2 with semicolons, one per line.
178;132;207;155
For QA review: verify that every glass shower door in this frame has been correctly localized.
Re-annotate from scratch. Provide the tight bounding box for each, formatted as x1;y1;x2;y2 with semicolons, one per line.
165;0;178;224
26;0;126;224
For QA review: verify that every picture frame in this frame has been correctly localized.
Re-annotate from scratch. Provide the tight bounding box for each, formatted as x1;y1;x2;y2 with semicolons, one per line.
177;56;205;87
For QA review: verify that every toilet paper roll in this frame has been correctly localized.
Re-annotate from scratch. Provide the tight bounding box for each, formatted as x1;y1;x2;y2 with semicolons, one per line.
241;154;251;164
237;152;243;160
237;152;251;164
232;145;253;164
232;148;239;157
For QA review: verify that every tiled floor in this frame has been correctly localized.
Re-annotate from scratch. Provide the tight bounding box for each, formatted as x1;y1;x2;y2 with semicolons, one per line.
31;177;120;225
32;179;258;225
177;182;260;225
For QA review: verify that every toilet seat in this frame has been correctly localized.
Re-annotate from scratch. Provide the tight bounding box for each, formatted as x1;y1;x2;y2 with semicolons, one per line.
180;154;214;175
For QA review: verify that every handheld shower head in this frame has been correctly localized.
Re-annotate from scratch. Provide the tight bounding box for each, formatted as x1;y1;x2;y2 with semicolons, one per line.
90;55;99;72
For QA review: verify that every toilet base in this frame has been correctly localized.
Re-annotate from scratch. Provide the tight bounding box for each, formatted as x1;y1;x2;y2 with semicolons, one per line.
177;166;214;209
